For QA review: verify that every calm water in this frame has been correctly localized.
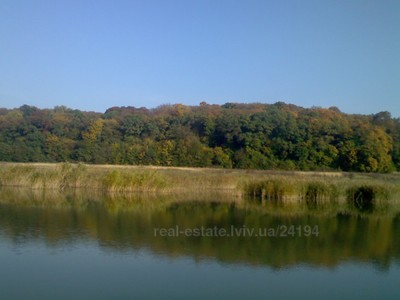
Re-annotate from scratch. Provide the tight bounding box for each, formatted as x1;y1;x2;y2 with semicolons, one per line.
0;188;399;299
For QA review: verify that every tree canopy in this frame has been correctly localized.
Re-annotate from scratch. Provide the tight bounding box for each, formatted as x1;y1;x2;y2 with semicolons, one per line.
0;102;399;172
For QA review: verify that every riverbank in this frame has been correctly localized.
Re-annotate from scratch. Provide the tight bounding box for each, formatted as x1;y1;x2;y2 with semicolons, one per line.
1;162;400;202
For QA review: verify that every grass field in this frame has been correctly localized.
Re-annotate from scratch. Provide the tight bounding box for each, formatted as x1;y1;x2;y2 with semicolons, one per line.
1;162;400;204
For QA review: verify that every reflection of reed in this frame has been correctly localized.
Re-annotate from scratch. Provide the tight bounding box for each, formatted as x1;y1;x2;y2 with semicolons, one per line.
0;187;242;211
0;188;400;270
1;186;399;216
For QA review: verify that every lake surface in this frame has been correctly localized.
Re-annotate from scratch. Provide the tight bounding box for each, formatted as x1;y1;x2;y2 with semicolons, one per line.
0;188;399;299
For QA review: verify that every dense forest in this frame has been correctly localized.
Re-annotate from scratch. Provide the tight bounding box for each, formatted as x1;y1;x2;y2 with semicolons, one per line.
0;102;399;172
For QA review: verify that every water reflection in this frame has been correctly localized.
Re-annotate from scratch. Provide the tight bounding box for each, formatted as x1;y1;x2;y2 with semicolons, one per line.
0;188;399;271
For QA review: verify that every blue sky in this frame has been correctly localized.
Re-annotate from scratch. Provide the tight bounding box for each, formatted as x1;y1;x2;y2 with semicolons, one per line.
0;0;399;116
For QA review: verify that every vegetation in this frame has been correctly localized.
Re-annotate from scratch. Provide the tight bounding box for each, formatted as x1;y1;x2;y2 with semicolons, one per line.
0;163;239;192
346;184;390;212
242;179;294;201
1;163;400;204
1;103;399;172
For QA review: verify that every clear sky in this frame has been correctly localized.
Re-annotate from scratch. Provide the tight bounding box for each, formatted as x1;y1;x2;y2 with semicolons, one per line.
0;0;399;116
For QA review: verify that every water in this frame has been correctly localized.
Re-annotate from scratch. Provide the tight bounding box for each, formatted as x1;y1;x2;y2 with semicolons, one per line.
0;188;399;299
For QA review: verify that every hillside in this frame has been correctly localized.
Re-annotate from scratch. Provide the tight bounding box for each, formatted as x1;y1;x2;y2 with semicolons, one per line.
0;102;399;172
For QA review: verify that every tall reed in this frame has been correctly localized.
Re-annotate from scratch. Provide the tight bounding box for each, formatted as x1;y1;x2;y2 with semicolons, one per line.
1;163;400;201
102;169;167;192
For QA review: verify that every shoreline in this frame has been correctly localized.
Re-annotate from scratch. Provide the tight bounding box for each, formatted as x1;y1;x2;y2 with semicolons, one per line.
1;163;400;203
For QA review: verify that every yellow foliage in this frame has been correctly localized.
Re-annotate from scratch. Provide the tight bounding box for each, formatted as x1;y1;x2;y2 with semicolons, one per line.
82;119;104;142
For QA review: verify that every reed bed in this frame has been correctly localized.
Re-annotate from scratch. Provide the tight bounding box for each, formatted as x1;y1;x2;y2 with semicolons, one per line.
0;162;240;192
241;173;400;206
1;163;400;204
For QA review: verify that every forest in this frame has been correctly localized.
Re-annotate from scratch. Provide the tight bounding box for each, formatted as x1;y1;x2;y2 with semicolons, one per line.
0;102;399;173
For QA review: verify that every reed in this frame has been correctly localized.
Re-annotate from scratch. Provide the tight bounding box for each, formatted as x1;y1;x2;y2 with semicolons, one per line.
102;169;167;192
242;179;296;201
59;162;87;189
1;163;400;202
302;181;339;206
346;184;390;212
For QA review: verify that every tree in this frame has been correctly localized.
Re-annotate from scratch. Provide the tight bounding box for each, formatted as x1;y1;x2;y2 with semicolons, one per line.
0;103;398;172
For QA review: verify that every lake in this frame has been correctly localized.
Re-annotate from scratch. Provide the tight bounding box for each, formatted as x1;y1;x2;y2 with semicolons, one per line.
0;188;399;299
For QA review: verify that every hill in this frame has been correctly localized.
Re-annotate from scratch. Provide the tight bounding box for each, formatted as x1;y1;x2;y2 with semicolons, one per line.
0;102;399;172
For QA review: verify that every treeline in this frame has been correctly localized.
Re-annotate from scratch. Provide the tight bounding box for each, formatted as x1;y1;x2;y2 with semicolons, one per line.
0;102;399;172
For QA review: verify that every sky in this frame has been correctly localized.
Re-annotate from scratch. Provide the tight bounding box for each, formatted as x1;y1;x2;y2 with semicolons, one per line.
0;0;399;116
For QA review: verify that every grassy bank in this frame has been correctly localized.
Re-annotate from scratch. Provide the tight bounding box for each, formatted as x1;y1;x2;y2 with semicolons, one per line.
0;162;240;192
1;163;400;202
